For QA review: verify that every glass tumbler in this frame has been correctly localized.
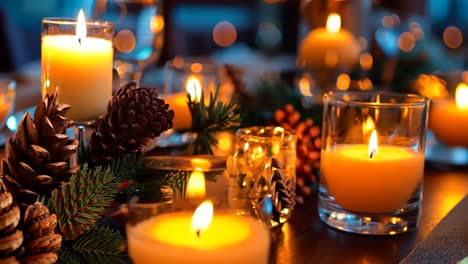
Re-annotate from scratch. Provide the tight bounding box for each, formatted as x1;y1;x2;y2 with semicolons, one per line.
319;91;429;235
226;126;296;229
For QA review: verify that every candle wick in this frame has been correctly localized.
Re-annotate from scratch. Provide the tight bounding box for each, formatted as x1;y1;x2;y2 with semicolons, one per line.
196;229;201;237
369;151;374;159
78;37;82;45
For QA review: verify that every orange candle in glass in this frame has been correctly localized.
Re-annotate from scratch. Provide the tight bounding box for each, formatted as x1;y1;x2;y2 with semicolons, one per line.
430;83;468;147
321;130;425;213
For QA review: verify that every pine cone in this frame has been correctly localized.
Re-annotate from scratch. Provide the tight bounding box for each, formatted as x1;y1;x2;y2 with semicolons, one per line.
22;202;60;264
89;81;174;165
1;94;79;206
270;104;321;203
0;184;22;264
270;158;295;223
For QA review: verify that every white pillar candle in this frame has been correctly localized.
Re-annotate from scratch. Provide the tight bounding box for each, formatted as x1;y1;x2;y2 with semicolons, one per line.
41;10;113;122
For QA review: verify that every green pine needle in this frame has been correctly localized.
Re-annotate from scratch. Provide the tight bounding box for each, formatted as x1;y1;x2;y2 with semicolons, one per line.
187;86;241;155
50;164;121;240
58;226;127;264
109;153;146;181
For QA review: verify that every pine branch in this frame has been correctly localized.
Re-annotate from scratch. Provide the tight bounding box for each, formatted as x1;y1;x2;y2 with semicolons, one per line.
58;226;127;264
49;164;121;240
188;86;241;154
108;153;146;181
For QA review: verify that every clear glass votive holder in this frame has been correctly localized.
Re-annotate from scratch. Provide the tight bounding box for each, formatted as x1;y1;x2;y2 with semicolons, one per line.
426;81;468;166
319;91;429;235
126;199;270;264
41;14;114;123
143;155;229;207
226;126;296;229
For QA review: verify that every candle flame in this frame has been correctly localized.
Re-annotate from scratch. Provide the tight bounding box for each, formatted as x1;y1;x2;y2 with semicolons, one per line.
362;116;375;135
186;76;202;102
368;130;378;159
326;13;341;33
455;82;468;110
186;170;206;199
76;9;87;44
191;200;213;237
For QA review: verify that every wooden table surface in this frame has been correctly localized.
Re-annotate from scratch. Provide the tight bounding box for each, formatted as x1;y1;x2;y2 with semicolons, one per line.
270;164;468;264
3;73;468;264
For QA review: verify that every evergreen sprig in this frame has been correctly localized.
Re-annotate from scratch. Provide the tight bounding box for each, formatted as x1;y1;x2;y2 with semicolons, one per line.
58;226;127;264
108;153;146;181
187;86;241;154
49;164;121;240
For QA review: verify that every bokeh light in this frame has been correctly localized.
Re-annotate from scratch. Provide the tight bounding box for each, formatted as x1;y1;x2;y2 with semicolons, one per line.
173;56;184;69
114;29;136;53
191;63;203;73
443;26;463;49
336;74;350;91
398;32;415;52
256;22;282;49
359;53;373;70
213;21;237;47
151;15;164;33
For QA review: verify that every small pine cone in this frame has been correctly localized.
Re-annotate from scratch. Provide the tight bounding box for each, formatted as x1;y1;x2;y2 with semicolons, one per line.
89;81;174;165
1;94;78;206
270;104;321;202
0;184;22;263
22;202;60;264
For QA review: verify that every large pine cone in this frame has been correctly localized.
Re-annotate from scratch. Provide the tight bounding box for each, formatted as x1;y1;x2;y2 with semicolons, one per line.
21;202;60;264
1;94;79;206
0;184;22;264
89;81;174;165
270;104;321;203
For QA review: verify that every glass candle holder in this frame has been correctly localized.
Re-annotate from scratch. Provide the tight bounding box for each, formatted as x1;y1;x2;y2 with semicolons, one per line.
427;80;468;165
298;0;372;95
226;126;296;229
126;199;270;264
41;11;114;123
143;155;229;206
163;58;233;131
319;91;429;235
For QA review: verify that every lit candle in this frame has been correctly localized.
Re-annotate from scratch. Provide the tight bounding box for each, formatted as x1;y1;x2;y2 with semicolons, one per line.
430;82;468;147
299;13;360;70
164;76;202;130
127;201;270;264
321;129;425;213
41;10;113;122
0;94;12;127
187;170;206;199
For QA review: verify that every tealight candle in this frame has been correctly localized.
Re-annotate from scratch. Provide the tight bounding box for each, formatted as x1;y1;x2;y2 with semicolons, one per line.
127;201;270;264
299;13;360;70
430;82;468;147
41;10;113;122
